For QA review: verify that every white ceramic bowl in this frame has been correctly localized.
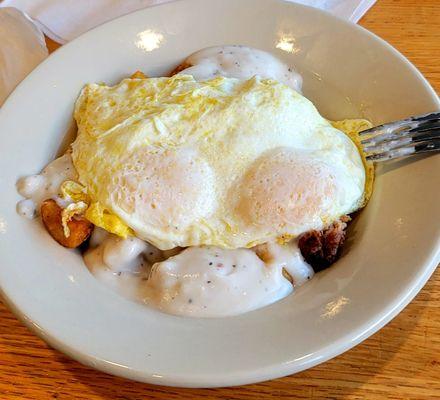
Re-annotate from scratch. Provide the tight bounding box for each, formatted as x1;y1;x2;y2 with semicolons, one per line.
0;0;438;388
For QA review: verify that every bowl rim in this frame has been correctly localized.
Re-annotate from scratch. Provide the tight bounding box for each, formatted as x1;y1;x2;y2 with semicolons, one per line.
2;248;439;387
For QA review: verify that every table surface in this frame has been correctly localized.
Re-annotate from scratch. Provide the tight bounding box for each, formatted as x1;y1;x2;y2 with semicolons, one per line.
2;0;439;398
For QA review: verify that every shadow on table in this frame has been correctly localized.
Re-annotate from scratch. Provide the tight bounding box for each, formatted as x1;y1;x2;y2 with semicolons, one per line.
47;287;433;400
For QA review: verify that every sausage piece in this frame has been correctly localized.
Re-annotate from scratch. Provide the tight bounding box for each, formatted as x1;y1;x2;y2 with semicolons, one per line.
298;218;349;272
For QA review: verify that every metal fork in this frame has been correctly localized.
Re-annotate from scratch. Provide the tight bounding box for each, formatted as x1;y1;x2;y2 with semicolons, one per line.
359;111;440;162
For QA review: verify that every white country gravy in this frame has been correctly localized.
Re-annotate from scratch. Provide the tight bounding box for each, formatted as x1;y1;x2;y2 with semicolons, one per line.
84;229;313;317
16;153;76;218
178;45;302;92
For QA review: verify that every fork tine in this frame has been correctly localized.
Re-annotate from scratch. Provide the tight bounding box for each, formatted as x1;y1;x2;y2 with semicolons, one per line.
359;111;440;162
359;111;440;138
366;137;440;162
360;113;440;145
362;127;440;151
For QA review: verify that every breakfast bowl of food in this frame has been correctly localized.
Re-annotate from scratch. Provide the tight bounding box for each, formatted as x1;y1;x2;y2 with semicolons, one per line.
0;0;438;388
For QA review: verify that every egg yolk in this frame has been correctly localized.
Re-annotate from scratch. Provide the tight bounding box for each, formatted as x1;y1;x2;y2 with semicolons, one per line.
234;147;339;233
110;147;216;231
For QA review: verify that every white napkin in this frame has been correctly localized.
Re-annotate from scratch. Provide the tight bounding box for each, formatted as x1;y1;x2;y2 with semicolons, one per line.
0;7;48;105
0;0;376;44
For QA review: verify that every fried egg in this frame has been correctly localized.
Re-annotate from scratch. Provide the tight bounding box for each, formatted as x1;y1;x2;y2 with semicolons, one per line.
72;75;367;250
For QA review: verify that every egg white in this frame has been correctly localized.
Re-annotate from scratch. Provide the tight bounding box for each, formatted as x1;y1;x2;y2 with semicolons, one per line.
72;75;365;250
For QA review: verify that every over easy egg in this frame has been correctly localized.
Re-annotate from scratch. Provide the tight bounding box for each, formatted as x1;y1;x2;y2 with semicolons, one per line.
72;75;366;250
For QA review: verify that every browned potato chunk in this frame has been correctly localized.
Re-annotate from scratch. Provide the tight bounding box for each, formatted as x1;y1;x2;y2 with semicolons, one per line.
254;243;293;283
253;243;273;263
169;62;192;76
40;199;93;248
130;70;147;79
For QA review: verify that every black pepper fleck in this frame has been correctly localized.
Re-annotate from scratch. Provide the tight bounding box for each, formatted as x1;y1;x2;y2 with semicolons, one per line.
188;298;193;304
209;262;213;266
207;280;211;284
232;264;236;268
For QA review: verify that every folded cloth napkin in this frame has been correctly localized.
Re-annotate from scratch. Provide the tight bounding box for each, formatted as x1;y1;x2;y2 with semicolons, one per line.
0;0;376;44
0;7;47;105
